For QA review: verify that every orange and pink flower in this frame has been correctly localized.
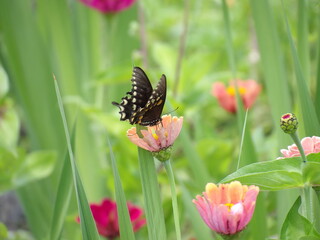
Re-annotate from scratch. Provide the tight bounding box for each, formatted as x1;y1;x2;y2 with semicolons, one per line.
79;0;136;13
212;79;261;113
77;198;146;239
193;181;259;235
127;114;183;152
279;136;320;159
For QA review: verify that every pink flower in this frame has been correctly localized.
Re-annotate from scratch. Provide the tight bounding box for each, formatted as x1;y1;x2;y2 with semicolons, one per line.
127;114;183;152
279;136;320;159
193;181;259;235
212;79;261;113
79;0;136;14
77;198;146;239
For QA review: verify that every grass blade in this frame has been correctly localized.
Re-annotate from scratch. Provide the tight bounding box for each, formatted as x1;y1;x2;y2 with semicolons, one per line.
54;78;100;240
282;1;320;136
108;138;135;240
315;15;320;120
249;0;292;147
138;147;167;240
49;150;73;240
297;0;310;86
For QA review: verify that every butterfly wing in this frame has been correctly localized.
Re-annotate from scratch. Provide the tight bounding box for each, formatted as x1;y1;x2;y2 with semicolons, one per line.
131;74;167;126
112;67;153;122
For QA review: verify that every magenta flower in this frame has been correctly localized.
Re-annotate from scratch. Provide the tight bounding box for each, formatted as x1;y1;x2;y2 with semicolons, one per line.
77;198;146;239
193;181;259;235
79;0;136;14
212;79;261;113
127;114;183;152
279;136;320;159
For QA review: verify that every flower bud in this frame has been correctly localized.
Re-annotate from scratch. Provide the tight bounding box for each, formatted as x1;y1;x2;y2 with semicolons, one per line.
280;113;298;134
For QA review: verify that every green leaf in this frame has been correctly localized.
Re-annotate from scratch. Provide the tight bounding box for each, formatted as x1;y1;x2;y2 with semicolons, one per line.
108;139;135;240
0;101;20;150
13;151;57;188
220;153;320;190
220;157;303;190
280;197;320;239
302;153;320;185
0;222;8;239
0;148;19;192
138;147;167;240
0;65;9;98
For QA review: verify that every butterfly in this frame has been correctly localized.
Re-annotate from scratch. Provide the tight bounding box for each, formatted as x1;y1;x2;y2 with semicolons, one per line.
112;67;167;126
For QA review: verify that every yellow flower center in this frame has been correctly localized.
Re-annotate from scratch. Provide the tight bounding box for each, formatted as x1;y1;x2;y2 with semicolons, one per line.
224;203;234;211
152;133;159;140
226;86;246;96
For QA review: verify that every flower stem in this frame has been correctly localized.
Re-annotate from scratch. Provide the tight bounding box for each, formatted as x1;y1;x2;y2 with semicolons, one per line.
289;132;307;163
219;232;241;240
289;133;312;220
163;160;181;240
301;185;313;221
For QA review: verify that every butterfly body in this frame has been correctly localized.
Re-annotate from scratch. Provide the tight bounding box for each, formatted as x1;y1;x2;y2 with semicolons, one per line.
112;67;166;126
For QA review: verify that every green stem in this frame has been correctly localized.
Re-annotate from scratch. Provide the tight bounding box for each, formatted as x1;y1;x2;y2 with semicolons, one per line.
301;185;313;222
289;132;312;221
219;232;242;240
163;160;181;240
289;132;307;163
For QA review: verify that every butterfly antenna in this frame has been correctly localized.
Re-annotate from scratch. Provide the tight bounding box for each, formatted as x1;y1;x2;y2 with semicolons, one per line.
163;106;179;116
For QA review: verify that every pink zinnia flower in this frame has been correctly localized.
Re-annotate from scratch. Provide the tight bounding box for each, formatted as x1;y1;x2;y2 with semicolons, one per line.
127;114;183;152
79;0;136;14
77;198;146;239
279;136;320;159
212;79;261;113
193;181;259;235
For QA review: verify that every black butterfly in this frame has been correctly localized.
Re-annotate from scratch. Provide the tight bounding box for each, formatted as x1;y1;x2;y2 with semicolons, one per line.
112;67;167;126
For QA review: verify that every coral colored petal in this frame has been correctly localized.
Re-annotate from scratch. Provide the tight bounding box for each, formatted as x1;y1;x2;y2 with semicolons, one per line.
205;183;220;204
127;131;155;151
228;181;243;203
142;131;161;151
219;183;231;204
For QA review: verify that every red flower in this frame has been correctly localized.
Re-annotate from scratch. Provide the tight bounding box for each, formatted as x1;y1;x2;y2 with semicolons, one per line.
77;198;146;239
79;0;136;14
212;79;261;113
